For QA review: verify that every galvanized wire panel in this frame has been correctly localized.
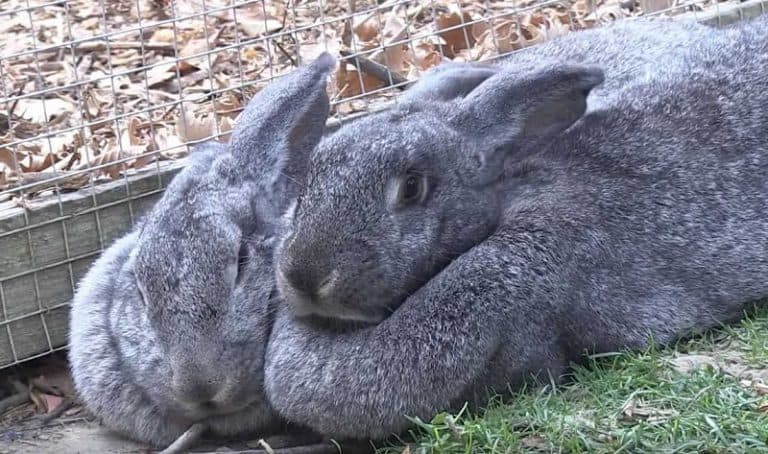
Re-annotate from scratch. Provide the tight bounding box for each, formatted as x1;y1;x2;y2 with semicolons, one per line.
0;0;763;369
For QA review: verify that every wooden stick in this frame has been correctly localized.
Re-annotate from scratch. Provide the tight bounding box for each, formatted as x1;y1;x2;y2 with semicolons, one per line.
74;41;178;54
339;49;409;90
224;444;352;454
158;422;207;454
233;439;375;454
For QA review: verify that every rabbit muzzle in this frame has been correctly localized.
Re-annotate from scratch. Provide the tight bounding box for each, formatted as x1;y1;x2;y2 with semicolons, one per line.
276;265;389;323
169;357;263;418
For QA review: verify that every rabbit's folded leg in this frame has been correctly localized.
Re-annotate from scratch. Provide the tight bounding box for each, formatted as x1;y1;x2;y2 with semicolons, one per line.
265;225;564;440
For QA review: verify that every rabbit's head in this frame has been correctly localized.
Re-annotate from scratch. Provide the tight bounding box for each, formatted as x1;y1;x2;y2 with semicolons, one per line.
128;53;334;419
276;63;604;323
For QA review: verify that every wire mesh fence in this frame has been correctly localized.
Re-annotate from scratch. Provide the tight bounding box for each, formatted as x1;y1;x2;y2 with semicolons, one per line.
0;0;765;369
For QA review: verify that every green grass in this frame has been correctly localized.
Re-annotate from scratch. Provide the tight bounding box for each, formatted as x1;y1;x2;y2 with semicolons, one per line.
383;308;768;453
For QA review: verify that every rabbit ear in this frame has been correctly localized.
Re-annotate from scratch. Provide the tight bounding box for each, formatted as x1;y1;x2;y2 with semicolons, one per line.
399;62;498;104
185;140;226;168
229;53;335;205
454;64;605;184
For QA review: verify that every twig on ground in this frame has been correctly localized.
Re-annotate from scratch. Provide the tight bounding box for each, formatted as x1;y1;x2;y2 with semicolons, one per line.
222;445;345;454
14;416;90;432
0;393;29;416
258;438;277;454
260;432;324;448
230;439;374;454
265;444;343;454
158;422;207;454
70;41;178;54
339;49;409;89
274;40;298;67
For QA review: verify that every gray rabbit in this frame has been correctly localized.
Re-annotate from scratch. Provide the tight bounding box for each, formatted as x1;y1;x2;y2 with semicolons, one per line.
68;54;334;448
265;15;768;441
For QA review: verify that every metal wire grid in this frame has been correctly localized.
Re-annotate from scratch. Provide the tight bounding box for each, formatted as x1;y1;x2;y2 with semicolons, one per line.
0;0;754;369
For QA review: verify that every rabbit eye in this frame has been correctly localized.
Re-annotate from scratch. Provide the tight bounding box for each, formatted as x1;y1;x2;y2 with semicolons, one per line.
398;173;426;206
236;242;249;280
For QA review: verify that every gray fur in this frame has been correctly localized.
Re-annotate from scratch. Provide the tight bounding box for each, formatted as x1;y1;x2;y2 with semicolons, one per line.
68;54;334;447
266;16;768;440
274;17;722;324
401;18;717;111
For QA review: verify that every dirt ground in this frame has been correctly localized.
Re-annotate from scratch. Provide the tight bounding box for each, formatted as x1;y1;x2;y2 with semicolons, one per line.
0;402;282;454
0;416;149;454
0;352;297;454
0;404;323;454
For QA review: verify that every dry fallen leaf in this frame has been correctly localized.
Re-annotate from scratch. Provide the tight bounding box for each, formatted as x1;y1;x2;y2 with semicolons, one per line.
17;148;55;172
176;105;217;143
0;162;16;187
299;32;343;64
435;6;475;58
238;4;284;38
597;5;629;23
155;129;188;159
334;63;386;99
621;399;678;423
150;28;176;43
180;38;214;69
411;41;442;71
740;379;768;395
472;20;526;59
15;98;74;124
520;435;549;449
668;354;720;374
0;0;711;195
376;15;409;74
146;61;183;88
0;148;18;169
354;17;380;42
217;116;235;143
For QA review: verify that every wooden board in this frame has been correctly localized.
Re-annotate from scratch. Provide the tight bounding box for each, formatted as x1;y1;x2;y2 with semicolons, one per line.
0;2;766;369
0;160;187;367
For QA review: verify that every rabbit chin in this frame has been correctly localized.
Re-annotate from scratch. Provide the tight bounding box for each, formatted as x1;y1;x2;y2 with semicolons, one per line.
177;396;260;422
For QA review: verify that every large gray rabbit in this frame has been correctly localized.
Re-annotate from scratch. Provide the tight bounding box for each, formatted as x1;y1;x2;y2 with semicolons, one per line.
265;14;768;441
68;54;334;448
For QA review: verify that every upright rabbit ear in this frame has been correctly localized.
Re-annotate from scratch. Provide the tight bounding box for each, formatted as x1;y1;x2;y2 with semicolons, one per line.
454;64;605;185
229;53;335;207
400;61;498;104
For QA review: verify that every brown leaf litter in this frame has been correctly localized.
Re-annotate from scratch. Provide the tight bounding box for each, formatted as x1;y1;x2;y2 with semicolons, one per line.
0;0;732;205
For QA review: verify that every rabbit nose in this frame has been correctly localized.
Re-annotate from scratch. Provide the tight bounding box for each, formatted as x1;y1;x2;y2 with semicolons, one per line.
280;260;336;298
172;376;221;407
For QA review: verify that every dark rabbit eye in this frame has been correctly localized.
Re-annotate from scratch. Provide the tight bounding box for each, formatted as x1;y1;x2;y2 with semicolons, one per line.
236;242;250;280
399;173;426;206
